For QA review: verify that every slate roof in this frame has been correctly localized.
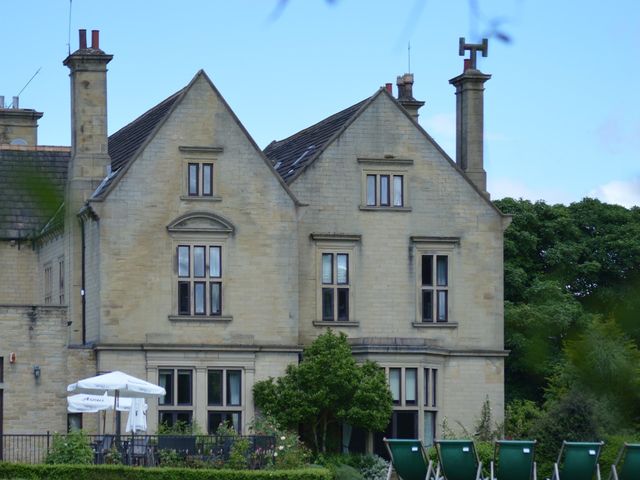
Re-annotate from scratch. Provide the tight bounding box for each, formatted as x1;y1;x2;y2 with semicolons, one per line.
263;98;369;183
0;146;70;239
93;87;185;197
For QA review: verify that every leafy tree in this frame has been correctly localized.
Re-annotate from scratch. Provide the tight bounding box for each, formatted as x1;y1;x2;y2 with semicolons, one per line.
253;330;392;452
495;198;640;402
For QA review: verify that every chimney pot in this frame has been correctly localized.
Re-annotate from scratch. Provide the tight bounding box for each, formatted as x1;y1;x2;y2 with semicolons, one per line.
91;30;99;49
385;83;393;94
12;96;19;109
79;29;87;49
463;59;471;72
0;96;4;108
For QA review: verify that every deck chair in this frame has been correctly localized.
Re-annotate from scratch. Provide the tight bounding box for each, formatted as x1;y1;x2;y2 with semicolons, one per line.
551;441;604;480
384;438;435;480
609;443;640;480
435;439;484;480
490;440;537;480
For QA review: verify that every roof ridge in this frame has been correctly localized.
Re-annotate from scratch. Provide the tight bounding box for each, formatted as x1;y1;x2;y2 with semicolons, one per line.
266;98;369;151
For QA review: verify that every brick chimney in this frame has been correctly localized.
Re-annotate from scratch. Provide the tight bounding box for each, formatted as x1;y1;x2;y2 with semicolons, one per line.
449;38;491;195
62;29;112;345
396;73;425;120
0;97;43;145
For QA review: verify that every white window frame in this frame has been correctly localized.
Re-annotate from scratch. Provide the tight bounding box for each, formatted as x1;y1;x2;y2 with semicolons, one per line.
44;262;52;304
179;146;224;201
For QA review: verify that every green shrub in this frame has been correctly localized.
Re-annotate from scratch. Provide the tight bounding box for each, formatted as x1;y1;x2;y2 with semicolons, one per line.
252;414;311;469
0;462;333;480
504;399;542;439
332;464;363;480
228;437;251;470
44;430;94;465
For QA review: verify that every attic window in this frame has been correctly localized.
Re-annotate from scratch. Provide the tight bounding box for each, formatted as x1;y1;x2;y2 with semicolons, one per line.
188;162;213;197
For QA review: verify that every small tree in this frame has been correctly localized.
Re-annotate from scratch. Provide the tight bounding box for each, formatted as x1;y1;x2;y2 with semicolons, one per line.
253;330;392;452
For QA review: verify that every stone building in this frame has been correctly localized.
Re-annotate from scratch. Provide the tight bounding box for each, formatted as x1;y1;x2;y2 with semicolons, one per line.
0;30;509;453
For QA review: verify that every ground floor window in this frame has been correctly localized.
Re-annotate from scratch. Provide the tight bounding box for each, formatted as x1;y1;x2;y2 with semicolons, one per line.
207;369;243;433
67;413;82;432
158;368;193;429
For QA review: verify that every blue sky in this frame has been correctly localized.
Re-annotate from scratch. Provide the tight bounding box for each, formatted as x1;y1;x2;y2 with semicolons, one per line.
2;0;639;207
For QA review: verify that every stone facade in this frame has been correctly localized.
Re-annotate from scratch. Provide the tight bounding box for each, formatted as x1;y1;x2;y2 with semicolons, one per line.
0;31;507;452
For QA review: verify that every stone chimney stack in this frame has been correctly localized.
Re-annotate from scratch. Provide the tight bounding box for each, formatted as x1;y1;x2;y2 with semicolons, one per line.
0;97;43;145
396;73;425;120
63;29;112;183
62;29;112;345
449;37;491;195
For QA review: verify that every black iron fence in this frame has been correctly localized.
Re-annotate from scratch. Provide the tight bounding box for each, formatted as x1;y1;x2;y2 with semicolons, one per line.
0;433;275;468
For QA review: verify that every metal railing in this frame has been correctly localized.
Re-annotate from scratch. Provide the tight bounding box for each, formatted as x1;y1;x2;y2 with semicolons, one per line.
0;433;275;468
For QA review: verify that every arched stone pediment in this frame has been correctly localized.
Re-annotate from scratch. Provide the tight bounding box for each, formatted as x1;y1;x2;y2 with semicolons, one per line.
167;211;235;234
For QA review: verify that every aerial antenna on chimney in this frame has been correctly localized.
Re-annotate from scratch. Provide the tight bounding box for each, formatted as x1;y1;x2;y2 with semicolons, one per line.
67;0;73;55
8;67;42;108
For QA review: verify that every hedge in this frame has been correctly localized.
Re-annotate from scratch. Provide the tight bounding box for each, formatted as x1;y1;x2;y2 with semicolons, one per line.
0;463;332;480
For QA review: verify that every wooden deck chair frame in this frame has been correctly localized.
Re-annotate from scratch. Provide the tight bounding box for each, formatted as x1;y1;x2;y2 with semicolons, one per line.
434;439;484;480
489;440;537;480
551;441;604;480
384;438;435;480
610;443;640;480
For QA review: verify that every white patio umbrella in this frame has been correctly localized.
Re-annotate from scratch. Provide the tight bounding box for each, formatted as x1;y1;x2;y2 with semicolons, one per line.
125;397;148;433
67;393;132;413
67;371;165;433
67;371;166;398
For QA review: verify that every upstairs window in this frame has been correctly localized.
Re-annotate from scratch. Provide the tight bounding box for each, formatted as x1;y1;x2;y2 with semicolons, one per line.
177;245;222;316
44;263;52;304
421;255;449;322
58;257;65;304
366;174;404;207
188;162;214;197
321;252;350;321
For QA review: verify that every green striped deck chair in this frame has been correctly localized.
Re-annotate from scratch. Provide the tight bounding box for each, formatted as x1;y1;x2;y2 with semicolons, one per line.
552;441;604;480
384;438;434;480
610;443;640;480
435;439;484;480
490;440;536;480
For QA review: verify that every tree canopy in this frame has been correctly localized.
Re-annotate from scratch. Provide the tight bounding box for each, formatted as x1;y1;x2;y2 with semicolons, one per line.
496;197;640;430
253;330;392;452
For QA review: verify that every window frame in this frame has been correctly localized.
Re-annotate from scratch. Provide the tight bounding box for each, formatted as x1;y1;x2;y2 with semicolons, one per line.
412;238;458;327
207;368;244;434
358;158;413;211
381;365;439;446
312;235;360;326
174;243;225;319
180;149;222;201
43;263;53;304
58;257;65;304
158;368;194;427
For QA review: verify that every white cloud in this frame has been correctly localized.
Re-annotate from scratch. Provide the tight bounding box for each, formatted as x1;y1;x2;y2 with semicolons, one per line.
588;177;640;208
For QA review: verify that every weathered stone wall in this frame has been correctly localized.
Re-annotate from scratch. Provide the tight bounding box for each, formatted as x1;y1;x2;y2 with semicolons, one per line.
289;93;506;431
0;305;95;434
89;74;299;348
0;241;37;304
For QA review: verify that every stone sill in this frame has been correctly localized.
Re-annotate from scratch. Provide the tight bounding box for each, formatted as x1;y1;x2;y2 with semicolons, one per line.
359;206;412;212
180;195;222;202
412;321;458;329
168;315;233;323
313;321;359;327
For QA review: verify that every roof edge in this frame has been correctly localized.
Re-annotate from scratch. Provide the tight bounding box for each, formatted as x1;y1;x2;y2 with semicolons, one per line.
196;70;302;207
285;90;383;185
